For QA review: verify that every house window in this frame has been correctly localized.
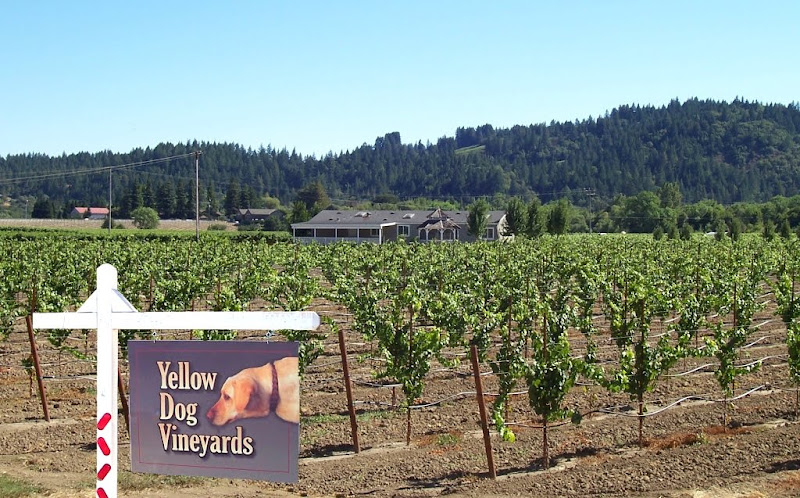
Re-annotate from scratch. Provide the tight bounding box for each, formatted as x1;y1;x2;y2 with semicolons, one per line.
369;228;379;237
485;227;495;240
398;225;410;237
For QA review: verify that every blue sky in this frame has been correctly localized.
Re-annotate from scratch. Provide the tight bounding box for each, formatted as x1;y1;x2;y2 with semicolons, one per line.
1;1;798;158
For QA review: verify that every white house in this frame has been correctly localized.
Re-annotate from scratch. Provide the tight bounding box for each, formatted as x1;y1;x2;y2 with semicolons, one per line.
292;208;508;244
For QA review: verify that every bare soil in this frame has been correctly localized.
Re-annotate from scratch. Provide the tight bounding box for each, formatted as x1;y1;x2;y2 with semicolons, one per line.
1;300;800;497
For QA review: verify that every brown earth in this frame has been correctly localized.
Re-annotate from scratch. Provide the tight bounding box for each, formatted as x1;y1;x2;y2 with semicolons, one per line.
1;300;800;497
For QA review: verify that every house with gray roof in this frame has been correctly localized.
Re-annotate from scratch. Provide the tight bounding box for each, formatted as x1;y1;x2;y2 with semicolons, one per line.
291;208;507;244
235;208;284;223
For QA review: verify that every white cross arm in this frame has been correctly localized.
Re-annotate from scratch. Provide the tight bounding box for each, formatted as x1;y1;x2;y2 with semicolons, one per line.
32;311;320;331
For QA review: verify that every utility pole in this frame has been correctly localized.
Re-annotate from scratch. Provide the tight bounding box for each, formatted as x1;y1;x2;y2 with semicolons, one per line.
108;168;112;234
584;187;596;234
194;151;202;242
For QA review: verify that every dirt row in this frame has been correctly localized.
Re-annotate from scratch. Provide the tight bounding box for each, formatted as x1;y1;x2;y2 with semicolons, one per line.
0;303;799;496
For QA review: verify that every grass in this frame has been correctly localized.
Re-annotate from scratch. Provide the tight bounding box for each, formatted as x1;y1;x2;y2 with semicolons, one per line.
436;433;461;446
118;471;207;492
303;408;398;425
454;145;486;156
301;409;403;446
0;473;43;497
303;412;348;424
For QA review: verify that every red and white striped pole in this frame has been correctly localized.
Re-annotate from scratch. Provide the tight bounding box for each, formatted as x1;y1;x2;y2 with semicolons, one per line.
95;264;118;498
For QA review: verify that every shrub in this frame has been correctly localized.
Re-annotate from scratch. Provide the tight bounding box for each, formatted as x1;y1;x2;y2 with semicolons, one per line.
130;207;160;229
208;223;228;231
101;217;124;229
652;225;664;240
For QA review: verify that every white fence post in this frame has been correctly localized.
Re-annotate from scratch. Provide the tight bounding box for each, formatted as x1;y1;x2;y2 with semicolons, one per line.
95;264;118;498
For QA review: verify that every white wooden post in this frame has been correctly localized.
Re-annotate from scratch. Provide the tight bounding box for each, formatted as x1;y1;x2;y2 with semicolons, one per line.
95;264;118;498
32;264;320;498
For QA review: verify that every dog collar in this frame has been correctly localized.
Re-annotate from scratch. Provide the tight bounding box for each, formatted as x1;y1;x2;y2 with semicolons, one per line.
270;362;280;414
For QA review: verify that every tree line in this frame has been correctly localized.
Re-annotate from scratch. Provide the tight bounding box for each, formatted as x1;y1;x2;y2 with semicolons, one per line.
493;183;800;240
2;97;799;217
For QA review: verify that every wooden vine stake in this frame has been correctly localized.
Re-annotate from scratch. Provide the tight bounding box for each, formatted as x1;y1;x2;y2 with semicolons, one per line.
728;278;739;431
406;303;414;446
470;344;496;479
338;326;360;453
542;313;550;468
117;369;130;435
792;267;798;418
24;315;50;422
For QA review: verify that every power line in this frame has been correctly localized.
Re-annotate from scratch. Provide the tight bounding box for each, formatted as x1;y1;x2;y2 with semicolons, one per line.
0;153;195;186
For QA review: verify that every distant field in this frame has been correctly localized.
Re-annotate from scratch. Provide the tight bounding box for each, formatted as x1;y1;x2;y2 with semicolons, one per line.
454;144;486;155
0;218;232;231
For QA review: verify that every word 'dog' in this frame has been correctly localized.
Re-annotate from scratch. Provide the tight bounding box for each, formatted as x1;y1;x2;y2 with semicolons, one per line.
160;392;198;426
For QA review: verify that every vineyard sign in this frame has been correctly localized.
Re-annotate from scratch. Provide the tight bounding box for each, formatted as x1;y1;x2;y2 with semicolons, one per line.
32;264;319;498
128;340;300;481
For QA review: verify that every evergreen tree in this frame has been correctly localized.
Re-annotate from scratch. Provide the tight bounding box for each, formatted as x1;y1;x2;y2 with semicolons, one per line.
241;184;256;209
679;222;693;240
467;199;490;239
31;198;56;219
224;180;241;216
714;219;728;241
503;197;528;236
289;200;310;223
526;197;543;237
296;181;330;215
143;180;157;208
658;182;683;209
729;218;743;241
779;217;792;239
156;181;177;218
763;220;776;241
206;182;219;218
666;220;679;240
547;199;570;235
187;180;197;220
122;181;144;217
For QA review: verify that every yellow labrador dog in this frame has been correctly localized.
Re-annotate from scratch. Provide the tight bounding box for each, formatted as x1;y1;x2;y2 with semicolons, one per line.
206;356;299;425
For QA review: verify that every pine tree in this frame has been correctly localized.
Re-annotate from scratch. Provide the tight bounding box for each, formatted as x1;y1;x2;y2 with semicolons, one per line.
296;181;330;215
224;180;240;216
467;199;490;239
206;182;219;219
547;199;570;236
527;197;543;237
779;217;792;239
290;200;310;223
156;181;177;218
143;180;157;208
503;197;528;236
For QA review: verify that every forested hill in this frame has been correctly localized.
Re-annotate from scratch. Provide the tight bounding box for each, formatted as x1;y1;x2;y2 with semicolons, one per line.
2;98;800;211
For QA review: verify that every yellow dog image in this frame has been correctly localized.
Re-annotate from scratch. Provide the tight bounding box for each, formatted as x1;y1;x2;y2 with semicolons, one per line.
206;356;299;425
